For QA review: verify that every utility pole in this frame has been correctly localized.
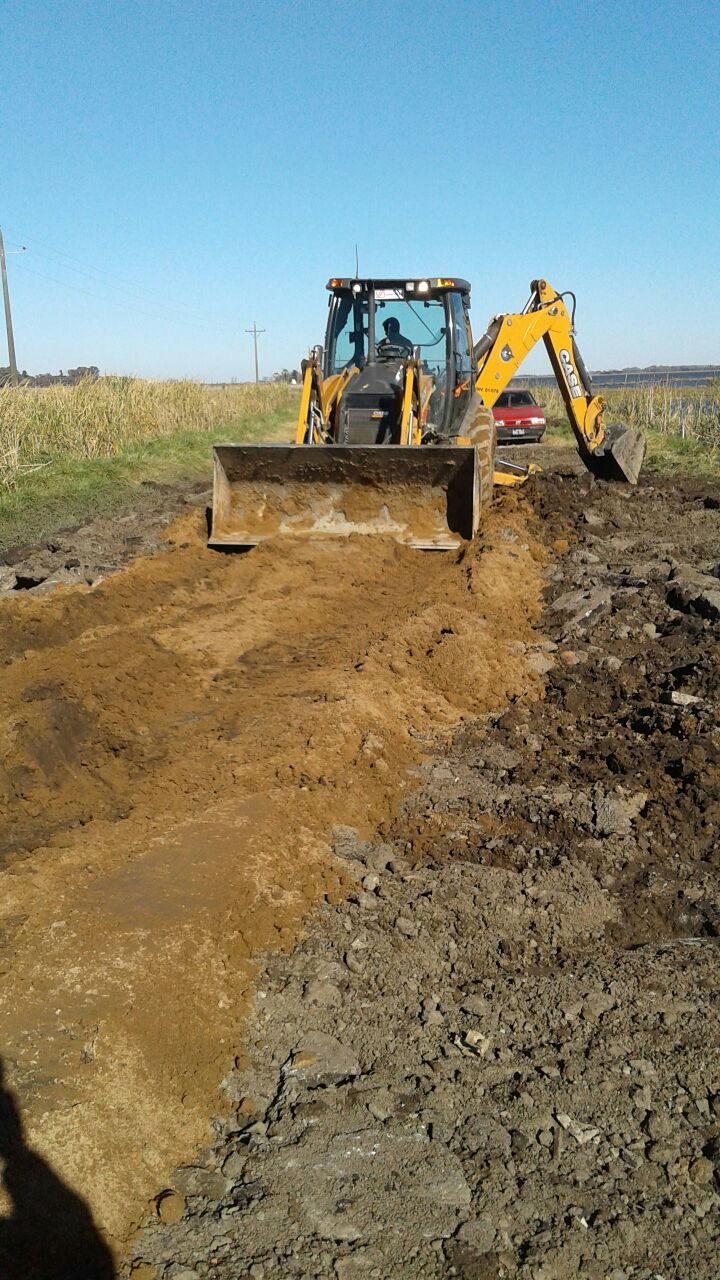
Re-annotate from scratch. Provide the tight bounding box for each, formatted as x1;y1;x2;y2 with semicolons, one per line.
0;228;19;386
245;321;266;383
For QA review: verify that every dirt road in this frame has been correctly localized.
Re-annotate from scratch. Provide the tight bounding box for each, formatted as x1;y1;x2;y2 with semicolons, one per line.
122;452;719;1280
0;491;545;1265
1;447;718;1279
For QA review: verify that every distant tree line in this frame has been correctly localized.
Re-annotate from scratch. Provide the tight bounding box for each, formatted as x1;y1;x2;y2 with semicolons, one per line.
271;368;300;384
0;365;100;388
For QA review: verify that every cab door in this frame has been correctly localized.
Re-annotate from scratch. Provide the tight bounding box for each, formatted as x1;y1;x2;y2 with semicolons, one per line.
447;292;473;435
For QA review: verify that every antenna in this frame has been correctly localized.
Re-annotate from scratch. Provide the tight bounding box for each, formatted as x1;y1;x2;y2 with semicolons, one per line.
355;244;359;278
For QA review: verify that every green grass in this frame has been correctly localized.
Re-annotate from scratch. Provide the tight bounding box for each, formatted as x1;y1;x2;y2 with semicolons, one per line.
0;408;295;549
642;430;720;478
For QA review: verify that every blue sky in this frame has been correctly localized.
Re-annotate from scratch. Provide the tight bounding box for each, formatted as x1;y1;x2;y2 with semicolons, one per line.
2;0;718;380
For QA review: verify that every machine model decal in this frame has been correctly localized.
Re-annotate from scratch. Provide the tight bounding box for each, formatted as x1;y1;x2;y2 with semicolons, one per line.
559;348;583;399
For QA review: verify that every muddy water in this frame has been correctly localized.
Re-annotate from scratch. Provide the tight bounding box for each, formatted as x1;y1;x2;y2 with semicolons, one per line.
0;503;545;1252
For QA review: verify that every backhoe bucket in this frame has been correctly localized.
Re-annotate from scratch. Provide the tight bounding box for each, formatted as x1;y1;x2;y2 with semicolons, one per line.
209;444;480;550
587;423;646;486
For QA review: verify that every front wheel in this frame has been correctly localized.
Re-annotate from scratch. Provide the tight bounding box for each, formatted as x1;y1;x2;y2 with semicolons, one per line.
461;402;496;512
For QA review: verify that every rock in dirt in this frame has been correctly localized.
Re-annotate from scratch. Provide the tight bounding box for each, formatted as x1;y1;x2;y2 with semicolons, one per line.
286;1032;360;1084
527;651;555;676
334;1255;378;1279
555;1112;601;1145
155;1190;185;1223
593;788;647;836
27;566;87;595
395;915;419;938
689;1156;714;1183
304;979;343;1006
552;586;612;630
582;508;605;526
670;689;701;706
453;1217;497;1254
565;589;612;630
667;569;720;620
171;1166;229;1198
308;1211;363;1243
550;587;589;613
221;1149;247;1179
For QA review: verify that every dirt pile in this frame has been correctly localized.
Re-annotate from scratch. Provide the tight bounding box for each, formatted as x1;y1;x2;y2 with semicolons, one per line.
125;464;719;1279
0;500;545;1253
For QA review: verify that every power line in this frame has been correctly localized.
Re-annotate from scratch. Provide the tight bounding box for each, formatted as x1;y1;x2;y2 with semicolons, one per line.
18;262;238;338
7;227;221;326
5;223;271;370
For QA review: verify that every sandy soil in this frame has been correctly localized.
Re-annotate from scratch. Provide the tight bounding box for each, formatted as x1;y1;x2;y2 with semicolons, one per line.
0;494;546;1266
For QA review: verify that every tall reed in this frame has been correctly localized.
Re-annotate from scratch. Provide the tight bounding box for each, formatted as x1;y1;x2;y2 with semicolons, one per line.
534;382;720;449
0;379;295;489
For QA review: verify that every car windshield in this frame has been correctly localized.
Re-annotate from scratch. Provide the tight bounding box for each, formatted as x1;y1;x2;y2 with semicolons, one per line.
328;291;448;377
496;390;537;408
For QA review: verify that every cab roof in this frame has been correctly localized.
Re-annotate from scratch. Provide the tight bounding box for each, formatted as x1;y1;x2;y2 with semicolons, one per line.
326;276;471;294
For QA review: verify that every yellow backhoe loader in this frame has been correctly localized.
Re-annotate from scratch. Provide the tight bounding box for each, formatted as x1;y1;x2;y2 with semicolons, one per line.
210;276;645;550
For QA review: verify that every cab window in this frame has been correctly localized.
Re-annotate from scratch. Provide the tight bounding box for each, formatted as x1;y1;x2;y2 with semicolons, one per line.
328;296;367;372
373;297;447;376
448;292;473;432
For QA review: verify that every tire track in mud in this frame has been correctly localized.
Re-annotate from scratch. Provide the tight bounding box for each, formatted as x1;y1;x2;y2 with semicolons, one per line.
0;503;546;1253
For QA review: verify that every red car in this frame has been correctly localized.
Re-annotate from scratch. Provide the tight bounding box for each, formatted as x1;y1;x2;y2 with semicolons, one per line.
492;389;546;443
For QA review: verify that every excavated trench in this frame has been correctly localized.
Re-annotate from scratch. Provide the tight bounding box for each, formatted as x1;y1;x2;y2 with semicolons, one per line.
0;493;546;1269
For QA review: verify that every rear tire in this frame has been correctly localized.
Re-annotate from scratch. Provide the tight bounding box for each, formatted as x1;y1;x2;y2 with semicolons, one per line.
462;402;496;512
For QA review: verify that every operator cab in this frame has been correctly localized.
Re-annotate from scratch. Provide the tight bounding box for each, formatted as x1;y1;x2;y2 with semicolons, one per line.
323;277;475;444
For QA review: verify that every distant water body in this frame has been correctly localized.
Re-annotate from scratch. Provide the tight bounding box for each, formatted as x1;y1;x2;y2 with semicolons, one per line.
522;367;719;389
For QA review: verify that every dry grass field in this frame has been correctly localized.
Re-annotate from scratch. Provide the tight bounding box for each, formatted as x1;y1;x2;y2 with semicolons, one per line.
0;379;297;545
0;378;296;490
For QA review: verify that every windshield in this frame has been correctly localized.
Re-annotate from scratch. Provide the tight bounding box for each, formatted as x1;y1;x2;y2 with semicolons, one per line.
496;390;537;408
374;297;447;376
327;291;448;377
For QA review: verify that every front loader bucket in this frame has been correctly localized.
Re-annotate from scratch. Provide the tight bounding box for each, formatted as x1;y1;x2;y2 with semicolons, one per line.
586;423;646;485
209;444;480;550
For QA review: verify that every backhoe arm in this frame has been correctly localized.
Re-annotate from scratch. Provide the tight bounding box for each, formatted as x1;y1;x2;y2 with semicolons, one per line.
475;278;645;484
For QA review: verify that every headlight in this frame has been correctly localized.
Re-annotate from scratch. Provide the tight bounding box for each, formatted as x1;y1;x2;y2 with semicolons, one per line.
417;280;430;294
